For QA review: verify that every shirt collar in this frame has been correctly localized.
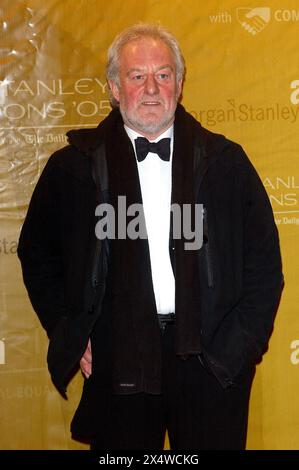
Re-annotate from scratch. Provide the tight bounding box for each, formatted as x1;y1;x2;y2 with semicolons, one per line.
124;124;173;149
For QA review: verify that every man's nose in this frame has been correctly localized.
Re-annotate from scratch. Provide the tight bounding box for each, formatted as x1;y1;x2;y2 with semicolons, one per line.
144;74;159;95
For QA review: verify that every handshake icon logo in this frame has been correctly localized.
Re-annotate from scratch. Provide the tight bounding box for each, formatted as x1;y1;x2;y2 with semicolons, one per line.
236;7;271;35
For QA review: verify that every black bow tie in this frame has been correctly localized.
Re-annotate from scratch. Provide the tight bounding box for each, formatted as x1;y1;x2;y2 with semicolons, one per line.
135;137;171;162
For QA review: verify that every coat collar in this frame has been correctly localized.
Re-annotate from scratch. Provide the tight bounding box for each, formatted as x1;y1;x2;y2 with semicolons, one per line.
66;104;230;186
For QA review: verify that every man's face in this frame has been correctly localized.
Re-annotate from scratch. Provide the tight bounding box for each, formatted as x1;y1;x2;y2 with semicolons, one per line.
109;37;182;140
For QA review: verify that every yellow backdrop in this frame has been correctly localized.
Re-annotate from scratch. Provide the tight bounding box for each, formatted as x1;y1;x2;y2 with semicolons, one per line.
0;0;298;450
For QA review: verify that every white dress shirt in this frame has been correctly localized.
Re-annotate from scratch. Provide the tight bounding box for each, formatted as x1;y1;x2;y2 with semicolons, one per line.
124;125;175;314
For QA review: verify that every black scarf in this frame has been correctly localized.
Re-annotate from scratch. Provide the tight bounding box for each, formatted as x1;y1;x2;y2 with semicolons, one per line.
105;104;202;394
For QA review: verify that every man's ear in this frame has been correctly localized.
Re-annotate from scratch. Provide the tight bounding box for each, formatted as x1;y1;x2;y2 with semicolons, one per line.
108;80;120;102
176;79;183;100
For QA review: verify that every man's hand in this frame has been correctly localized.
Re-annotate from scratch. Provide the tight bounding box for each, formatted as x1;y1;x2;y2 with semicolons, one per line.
80;338;92;379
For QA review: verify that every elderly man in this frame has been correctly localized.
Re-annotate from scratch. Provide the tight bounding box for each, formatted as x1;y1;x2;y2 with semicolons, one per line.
18;23;283;450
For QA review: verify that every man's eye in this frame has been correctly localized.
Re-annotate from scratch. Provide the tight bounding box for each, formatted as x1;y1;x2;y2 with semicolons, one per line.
158;73;169;79
132;75;143;80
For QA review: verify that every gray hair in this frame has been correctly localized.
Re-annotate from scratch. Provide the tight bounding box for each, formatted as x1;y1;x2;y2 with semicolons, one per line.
106;22;185;107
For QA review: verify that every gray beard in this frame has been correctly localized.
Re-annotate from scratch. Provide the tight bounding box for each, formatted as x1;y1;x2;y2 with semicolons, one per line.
119;105;175;138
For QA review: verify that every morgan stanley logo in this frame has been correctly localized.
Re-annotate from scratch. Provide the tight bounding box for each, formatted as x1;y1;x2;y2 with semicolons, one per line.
95;196;203;251
236;7;271;35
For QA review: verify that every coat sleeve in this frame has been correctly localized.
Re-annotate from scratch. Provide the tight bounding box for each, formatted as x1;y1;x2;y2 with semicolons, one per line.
238;147;283;357
17;154;66;337
205;145;283;387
